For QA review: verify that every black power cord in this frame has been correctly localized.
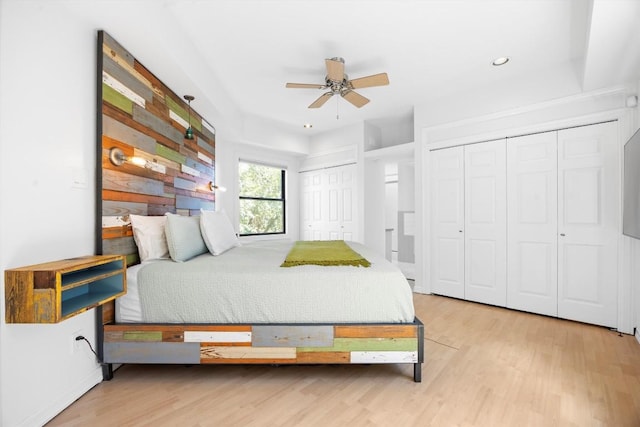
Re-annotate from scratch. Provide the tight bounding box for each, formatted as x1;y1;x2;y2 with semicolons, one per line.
75;336;103;363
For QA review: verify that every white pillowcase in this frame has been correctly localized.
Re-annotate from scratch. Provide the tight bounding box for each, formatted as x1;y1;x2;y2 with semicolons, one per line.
129;215;170;262
164;213;208;262
200;209;240;256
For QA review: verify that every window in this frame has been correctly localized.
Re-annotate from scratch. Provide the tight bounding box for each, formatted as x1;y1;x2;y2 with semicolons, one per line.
238;161;286;236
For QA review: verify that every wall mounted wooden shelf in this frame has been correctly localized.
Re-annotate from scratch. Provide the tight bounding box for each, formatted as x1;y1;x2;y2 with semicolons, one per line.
4;255;126;323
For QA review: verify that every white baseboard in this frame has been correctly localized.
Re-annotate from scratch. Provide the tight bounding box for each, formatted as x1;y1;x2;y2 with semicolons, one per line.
413;284;429;295
23;366;102;427
636;328;640;345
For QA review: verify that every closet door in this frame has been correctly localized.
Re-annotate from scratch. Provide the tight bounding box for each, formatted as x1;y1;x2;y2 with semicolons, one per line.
300;170;324;240
326;164;357;241
557;122;619;327
431;146;465;299
507;132;558;316
464;140;507;306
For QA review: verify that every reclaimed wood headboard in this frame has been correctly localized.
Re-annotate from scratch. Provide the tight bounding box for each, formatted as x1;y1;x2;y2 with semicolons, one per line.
96;30;217;266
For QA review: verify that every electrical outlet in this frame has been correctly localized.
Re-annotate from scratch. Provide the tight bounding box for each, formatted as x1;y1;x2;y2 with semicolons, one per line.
70;330;84;354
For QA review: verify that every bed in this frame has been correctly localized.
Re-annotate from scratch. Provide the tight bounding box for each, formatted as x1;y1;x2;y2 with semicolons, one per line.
95;29;423;383
99;238;423;382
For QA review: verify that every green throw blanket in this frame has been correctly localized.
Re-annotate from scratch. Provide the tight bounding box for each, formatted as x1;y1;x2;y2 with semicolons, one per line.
280;240;371;268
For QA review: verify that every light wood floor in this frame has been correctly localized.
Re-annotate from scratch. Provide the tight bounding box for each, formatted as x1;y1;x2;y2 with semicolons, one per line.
48;294;640;426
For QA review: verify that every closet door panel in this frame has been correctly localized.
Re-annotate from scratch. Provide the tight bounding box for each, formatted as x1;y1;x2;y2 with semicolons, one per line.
431;146;465;299
464;140;507;306
301;170;325;240
557;122;618;327
300;165;358;242
507;132;558;316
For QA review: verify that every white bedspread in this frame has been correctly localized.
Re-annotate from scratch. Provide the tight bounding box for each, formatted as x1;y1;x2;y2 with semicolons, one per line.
116;240;414;324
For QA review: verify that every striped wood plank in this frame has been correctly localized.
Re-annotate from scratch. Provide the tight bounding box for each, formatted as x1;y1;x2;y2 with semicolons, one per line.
102;226;133;239
104;342;200;364
102;32;135;68
103;114;157;153
103;84;134;115
200;346;297;362
102;200;148;216
252;325;334;348
102;55;154;103
102;236;137;256
296;351;351;363
335;325;417;338
298;337;418;352
350;351;418;363
103;103;181;153
103;169;166;197
165;95;202;133
184;331;252;343
132;104;183;144
102;189;175;206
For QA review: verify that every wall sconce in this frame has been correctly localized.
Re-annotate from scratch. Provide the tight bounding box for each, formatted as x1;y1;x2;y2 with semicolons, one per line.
184;94;195;140
108;147;166;173
207;181;227;192
109;147;146;167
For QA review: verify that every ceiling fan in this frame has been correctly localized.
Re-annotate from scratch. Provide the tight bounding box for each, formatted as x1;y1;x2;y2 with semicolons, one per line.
286;57;389;109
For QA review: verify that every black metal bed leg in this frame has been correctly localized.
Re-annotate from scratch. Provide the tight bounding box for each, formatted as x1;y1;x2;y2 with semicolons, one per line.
102;363;114;381
96;305;114;380
414;317;424;383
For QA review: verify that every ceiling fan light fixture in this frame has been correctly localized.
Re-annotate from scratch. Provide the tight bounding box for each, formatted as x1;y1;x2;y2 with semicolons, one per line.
492;56;510;66
286;57;388;110
303;123;313;128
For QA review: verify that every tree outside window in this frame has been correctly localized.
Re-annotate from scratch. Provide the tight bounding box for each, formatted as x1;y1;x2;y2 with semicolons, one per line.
238;161;285;235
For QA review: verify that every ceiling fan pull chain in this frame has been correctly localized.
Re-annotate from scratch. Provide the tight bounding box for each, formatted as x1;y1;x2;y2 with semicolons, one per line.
336;96;340;120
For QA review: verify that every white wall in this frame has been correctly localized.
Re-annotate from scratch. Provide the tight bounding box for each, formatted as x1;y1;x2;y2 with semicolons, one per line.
364;160;386;256
0;2;308;425
216;140;303;242
632;83;640;344
0;3;104;426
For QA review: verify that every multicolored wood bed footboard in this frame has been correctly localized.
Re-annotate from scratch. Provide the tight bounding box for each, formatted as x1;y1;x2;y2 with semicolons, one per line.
98;314;424;382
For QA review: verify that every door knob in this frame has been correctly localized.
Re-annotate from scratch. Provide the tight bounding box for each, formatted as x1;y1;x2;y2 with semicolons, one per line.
560;233;565;236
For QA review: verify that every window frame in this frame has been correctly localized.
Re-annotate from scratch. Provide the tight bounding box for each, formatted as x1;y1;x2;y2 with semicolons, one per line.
238;160;286;236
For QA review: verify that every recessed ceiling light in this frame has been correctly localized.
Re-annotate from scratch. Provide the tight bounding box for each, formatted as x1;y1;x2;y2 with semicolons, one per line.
303;123;313;128
492;57;510;66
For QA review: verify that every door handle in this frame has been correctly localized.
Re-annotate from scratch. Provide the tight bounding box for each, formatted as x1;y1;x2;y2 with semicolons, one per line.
560;233;565;236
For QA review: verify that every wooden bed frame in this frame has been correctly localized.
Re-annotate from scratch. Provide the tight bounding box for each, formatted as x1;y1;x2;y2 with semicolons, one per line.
95;30;424;383
97;305;423;382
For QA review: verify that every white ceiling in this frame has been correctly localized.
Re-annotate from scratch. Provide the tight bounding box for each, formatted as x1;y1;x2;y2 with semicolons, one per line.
70;0;640;138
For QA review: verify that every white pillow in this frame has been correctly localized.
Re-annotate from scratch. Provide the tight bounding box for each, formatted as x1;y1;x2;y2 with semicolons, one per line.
129;215;170;262
200;209;240;256
164;213;208;262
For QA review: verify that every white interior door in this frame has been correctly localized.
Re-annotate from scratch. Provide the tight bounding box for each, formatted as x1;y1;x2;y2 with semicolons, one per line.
300;170;324;240
507;131;559;316
557;122;619;327
464;140;507;306
300;164;357;242
326;164;357;241
431;146;465;299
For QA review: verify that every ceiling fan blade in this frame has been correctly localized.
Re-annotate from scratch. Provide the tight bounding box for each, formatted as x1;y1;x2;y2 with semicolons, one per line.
325;58;345;82
341;90;369;108
309;92;333;108
286;83;326;89
348;73;389;89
